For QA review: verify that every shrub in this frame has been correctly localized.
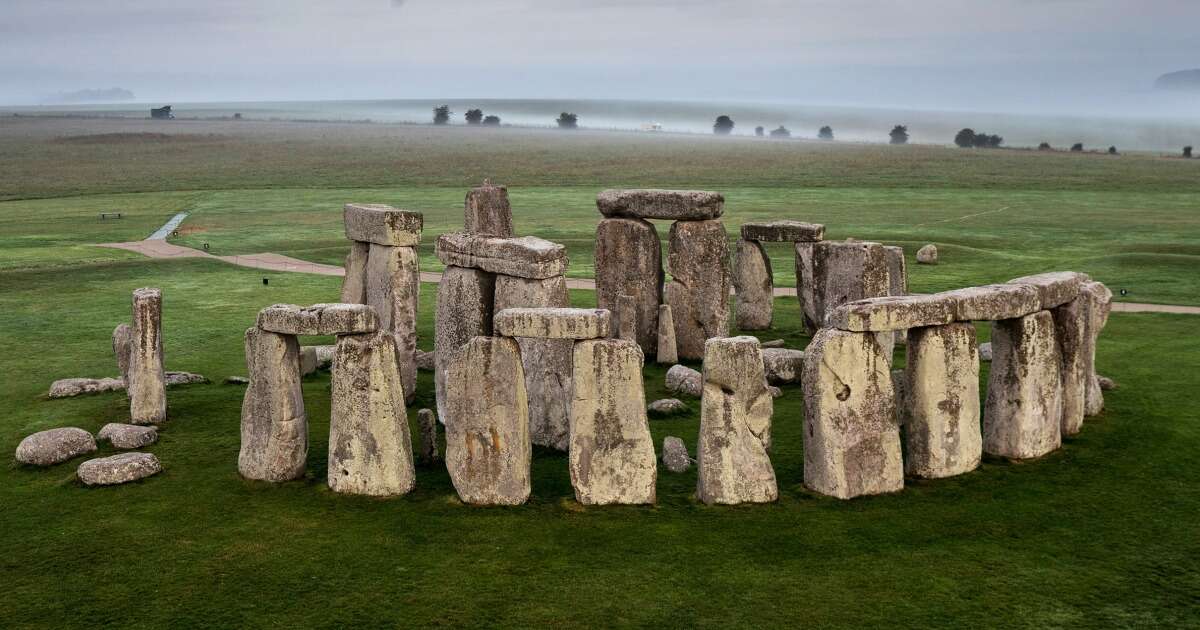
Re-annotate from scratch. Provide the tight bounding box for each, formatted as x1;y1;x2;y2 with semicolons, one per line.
889;125;909;145
713;115;735;135
1108;146;1118;155
769;126;791;138
1184;146;1192;158
483;115;501;126
818;126;834;140
556;112;578;129
1039;142;1052;151
433;105;451;125
954;128;976;148
465;109;483;125
755;126;764;137
1071;143;1084;152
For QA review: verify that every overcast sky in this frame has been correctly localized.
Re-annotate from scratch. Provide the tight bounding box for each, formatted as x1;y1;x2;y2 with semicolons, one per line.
2;0;1198;114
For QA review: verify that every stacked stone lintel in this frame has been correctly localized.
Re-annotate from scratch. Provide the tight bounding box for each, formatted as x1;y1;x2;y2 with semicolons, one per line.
735;220;825;331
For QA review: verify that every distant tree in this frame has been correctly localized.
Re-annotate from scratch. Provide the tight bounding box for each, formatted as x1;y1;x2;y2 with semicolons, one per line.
713;115;735;135
556;112;578;129
989;135;1004;148
1185;146;1194;158
889;125;909;145
769;125;791;138
954;128;976;148
433;105;451;125
483;115;501;126
1039;142;1053;151
755;126;764;137
1108;146;1118;155
1071;143;1084;152
465;109;484;125
818;125;834;140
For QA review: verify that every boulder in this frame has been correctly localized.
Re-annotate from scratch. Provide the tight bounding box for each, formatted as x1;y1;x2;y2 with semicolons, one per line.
648;398;688;417
827;294;957;332
1098;375;1116;391
238;327;308;482
596;189;723;220
365;243;420;402
665;219;731;359
77;452;162;486
129;287;167;425
464;180;514;237
984;311;1063;459
1051;295;1089;436
328;331;415;496
97;423;158;449
802;328;903;499
661;436;691;473
112;323;133;383
761;339;786;348
978;342;992;361
1082;281;1114;416
435;232;567;279
493;307;611;339
256;303;379;337
734;238;773;330
940;283;1041;322
1007;271;1089;310
656;304;678;364
916;244;938;264
811;241;890;328
739;220;824;243
299;345;319;376
434;266;495;423
761;348;805;385
165;371;208;386
417;408;440;465
665;364;702;397
313;345;336;370
343;203;422;247
594;217;663;353
443;337;531;505
793;241;819;331
339;241;370;304
15;428;96;466
48;377;124;399
696;336;777;504
415;349;435;371
570;339;657;505
901;323;982;478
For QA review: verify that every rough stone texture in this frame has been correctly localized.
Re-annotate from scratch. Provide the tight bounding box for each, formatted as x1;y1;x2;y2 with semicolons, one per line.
665;219;731;360
570;339;657;505
811;241;890;328
238;327;307;482
767;385;783;399
940;283;1042;322
916;244;938;264
77;452;162;486
435;232;567;279
1098;375;1116;391
434;266;495;423
165;371;208;386
761;339;786;348
313;345;336;370
594;217;662;353
665;364;702;397
299;345;319;376
696;336;777;504
1007;271;1089;310
257;303;379;336
464;181;514;237
112;323;133;383
739;220;825;243
762;348;806;385
802;328;903;499
15;428;96;466
1082;281;1114;416
339;240;370;304
98;423;158;449
735;239;773;330
794;242;819;331
417;408;440;465
661;436;691;473
494;307;611;339
615;293;638;341
1052;295;1089;436
828;294;957;332
129;288;167;425
343;203;423;247
597;189;724;220
48;377;125;398
495;275;573;451
366;243;420;403
443;336;531;505
656;304;678;364
979;342;993;361
648;398;688;417
415;350;435;371
328;331;415;496
225;376;249;385
902;323;982;478
984;311;1063;459
884;246;908;297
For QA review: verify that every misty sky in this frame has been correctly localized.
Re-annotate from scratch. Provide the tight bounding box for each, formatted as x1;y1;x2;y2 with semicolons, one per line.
3;0;1198;114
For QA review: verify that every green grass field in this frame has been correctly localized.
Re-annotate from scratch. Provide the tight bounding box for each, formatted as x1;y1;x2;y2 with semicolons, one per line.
1;118;1197;628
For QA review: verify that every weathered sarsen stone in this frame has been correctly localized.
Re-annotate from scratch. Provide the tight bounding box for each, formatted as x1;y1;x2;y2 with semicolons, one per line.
761;348;805;385
739;220;824;243
597;189;723;220
129;288;167;425
343;203;422;247
696;336;777;504
15;427;96;466
939;284;1041;321
434;266;495;423
665;219;730;359
884;246;907;297
1007;271;1088;310
239;327;307;482
916;244;938;264
493;308;611;339
984;311;1063;459
661;436;691;473
340;241;370;304
418;408;440;465
1082;281;1113;416
435;233;567;279
594;217;662;353
570;339;657;505
257;303;379;336
656;304;678;364
443;337;531;505
794;241;819;331
665;364;702;397
1051;295;1089;436
734;238;773;330
77;452;162;486
48;377;125;399
827;294;956;332
902;323;982;478
98;423;158;449
366;243;420;403
113;323;133;383
464;180;514;237
811;241;890;327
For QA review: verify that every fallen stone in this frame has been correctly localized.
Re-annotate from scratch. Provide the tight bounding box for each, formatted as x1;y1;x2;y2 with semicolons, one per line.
97;423;158;449
802;328;903;499
739;220;824;243
225;376;249;385
661;436;691;473
165;371;208;386
794;241;819;331
696;336;777;504
1007;271;1089;310
1052;295;1089;436
339;241;370;304
1082;281;1114;416
884;246;908;297
978;342;992;361
656;304;678;364
761;348;805;385
734;238;773;330
811;241;890;328
343;203;422;247
238;327;307;482
494;307;611;339
984;311;1063;459
48;377;124;398
647;398;688;417
256;303;379;336
365;243;420;402
902;323;982;478
594;217;663;353
464;180;514;237
827;294;957;332
77;452;161;486
129;288;167;425
665;219;731;359
761;339;786;348
418;408;440;465
940;283;1041;322
916;244;938;264
15;428;96;466
435;232;567;279
112;323;133;383
597;189;723;220
665;364;702;397
415;349;435;371
434;266;495;423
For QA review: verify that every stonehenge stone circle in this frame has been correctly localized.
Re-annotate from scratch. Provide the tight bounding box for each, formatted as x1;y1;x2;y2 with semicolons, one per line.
129;288;167;425
98;423;159;449
15;428;97;466
343;203;423;247
77;452;162;486
984;311;1063;459
734;238;773;330
257;303;379;336
666;218;730;359
661;436;692;473
594;216;662;353
901;323;982;478
464;180;514;237
596;189;724;220
239;327;308;482
656;304;678;364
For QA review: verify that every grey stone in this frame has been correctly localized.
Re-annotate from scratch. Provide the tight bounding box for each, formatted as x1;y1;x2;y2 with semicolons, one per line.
434;266;495;423
802;328;903;499
343;203;422;247
164;371;207;386
435;232;567;279
77;452;161;486
761;348;805;385
793;241;819;331
761;339;786;348
15;428;96;466
594;217;663;353
238;327;307;482
47;377;124;399
984;311;1063;459
884;246;908;297
827;294;957;332
415;349;435;371
665;219;731;359
1007;271;1089;310
656;304;678;364
940;283;1041;322
902;323;982;478
647;398;688;417
313;345;336;370
256;303;379;336
225;376;249;385
418;408;440;465
739;220;824;243
129;288;166;425
299;345;319;376
569;339;657;505
661;436;691;473
615;293;638;341
1052;295;1089;436
811;241;890;328
1098;375;1116;391
339;241;370;304
97;423;158;449
464;180;514;237
365;243;420;403
597;189;723;220
979;342;992;361
112;323;133;383
493;307;611;339
665;364;702;397
916;244;938;264
734;238;773;330
1082;281;1114;416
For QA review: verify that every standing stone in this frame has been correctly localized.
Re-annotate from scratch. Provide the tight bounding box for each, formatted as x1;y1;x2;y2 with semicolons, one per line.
1082;281;1113;416
340;241;370;304
443;337;531;505
366;243;420;404
594;217;662;353
811;241;890;328
112;323;133;383
328;331;415;496
434;266;495;423
884;246;908;296
656;304;678;364
802;328;903;499
794;241;819;331
464;180;514;237
984;311;1063;459
239;327;307;482
299;345;319;376
916;244;938;264
902;323;982;478
570;339;657;505
1051;295;1089;436
418;408;440;465
735;239;773;330
495;274;573;451
665;219;731;360
696;336;776;504
129;288;166;425
615;293;638;341
661;436;691;473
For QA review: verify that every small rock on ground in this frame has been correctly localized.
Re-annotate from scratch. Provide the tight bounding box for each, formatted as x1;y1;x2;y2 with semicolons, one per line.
15;427;97;466
916;244;938;265
77;452;162;486
978;342;993;361
648;398;688;417
661;436;692;473
97;423;158;449
1097;375;1117;391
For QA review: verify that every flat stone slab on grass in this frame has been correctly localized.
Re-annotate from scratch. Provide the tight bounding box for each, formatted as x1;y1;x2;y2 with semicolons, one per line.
494;307;612;339
739;220;825;243
1007;271;1089;310
98;423;158;449
648;398;688;417
48;377;125;398
16;428;97;466
828;294;957;332
435;233;567;279
77;452;162;486
256;303;379;336
343;203;423;246
940;284;1041;322
596;189;724;220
